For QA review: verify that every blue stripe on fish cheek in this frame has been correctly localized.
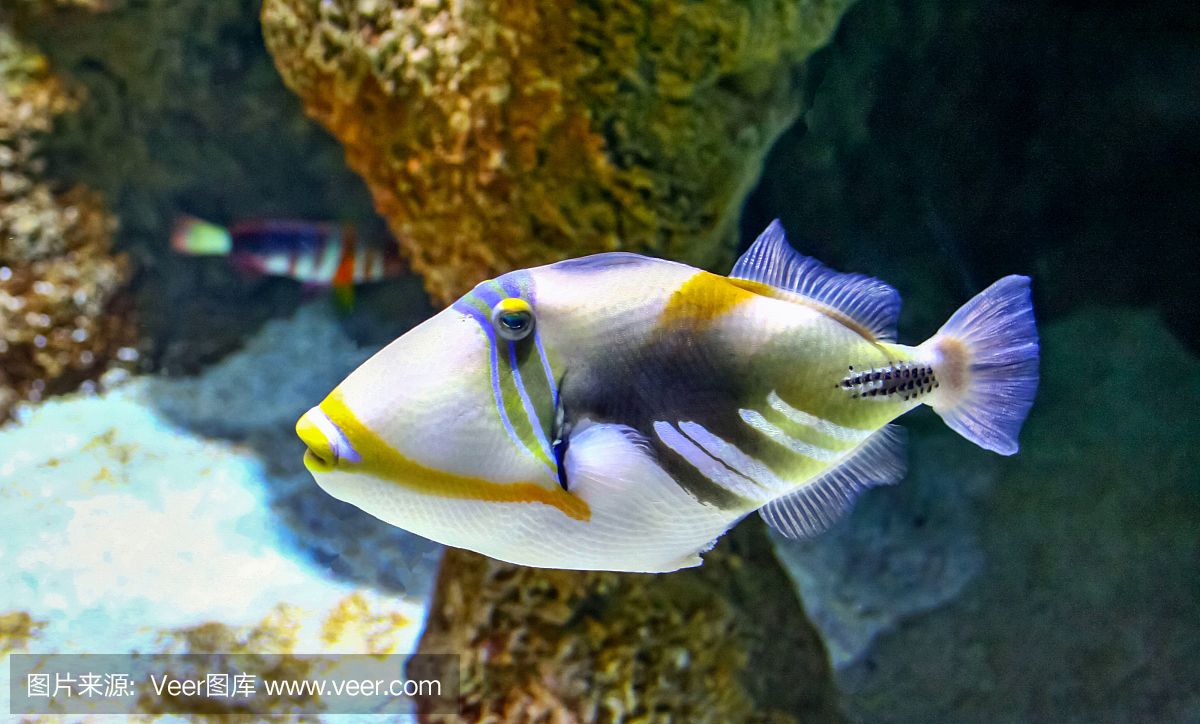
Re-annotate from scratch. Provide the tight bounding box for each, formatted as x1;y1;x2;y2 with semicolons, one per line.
497;270;534;304
482;314;525;455
534;331;558;405
451;295;485;319
455;277;555;471
500;275;524;300
454;294;528;456
476;283;504;308
508;339;555;473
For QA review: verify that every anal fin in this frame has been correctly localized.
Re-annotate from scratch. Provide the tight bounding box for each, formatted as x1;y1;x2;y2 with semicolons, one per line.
759;424;907;539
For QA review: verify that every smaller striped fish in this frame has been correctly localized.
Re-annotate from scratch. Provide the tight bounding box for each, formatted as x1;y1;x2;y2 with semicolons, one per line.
171;216;405;302
295;220;1040;573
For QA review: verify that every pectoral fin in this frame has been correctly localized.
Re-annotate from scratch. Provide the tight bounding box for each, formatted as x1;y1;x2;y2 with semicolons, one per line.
562;421;659;494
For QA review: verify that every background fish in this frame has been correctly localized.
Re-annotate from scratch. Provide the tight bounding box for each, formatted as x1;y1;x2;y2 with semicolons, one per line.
296;221;1039;573
171;215;406;306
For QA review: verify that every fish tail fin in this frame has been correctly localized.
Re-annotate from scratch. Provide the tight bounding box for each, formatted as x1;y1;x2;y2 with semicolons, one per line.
919;275;1039;455
170;215;233;256
332;282;355;312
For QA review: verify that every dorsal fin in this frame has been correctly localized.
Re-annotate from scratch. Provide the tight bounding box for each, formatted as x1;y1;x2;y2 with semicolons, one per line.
731;220;901;341
759;424;906;539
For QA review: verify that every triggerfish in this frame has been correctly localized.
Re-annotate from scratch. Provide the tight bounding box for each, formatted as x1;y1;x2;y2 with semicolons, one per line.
296;221;1039;573
171;215;405;306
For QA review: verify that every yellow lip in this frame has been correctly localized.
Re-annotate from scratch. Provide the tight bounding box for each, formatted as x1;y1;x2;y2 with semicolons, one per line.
303;448;335;473
318;390;592;522
297;413;337;473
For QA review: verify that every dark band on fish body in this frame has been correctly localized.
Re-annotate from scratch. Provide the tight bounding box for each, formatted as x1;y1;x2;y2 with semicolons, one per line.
559;322;795;510
228;220;333;254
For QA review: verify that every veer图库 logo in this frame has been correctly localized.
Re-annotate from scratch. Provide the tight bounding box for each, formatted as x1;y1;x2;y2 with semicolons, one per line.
9;653;458;716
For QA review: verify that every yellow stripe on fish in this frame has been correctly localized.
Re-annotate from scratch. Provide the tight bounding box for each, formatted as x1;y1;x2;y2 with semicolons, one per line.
317;390;590;521
658;271;759;329
658;269;892;343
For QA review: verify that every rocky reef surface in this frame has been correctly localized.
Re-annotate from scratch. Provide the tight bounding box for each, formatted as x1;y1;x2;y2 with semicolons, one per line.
0;301;439;718
262;0;854;304
771;307;1200;722
6;0;389;375
770;413;989;670
743;0;1200;347
0;23;136;421
415;526;841;723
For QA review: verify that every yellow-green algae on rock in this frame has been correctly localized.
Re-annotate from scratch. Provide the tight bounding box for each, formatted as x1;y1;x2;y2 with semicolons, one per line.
0;611;45;654
262;0;854;304
412;526;842;723
133;596;412;718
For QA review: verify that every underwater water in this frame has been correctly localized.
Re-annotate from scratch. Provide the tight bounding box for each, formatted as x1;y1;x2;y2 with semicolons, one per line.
1;0;1196;722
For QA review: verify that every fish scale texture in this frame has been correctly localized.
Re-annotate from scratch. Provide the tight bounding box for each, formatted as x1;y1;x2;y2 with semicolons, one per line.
261;0;854;304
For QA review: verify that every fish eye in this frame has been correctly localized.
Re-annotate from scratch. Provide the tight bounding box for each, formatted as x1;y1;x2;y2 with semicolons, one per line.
491;298;535;341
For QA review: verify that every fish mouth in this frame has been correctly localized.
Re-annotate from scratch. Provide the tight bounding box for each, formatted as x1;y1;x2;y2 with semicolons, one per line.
296;405;360;473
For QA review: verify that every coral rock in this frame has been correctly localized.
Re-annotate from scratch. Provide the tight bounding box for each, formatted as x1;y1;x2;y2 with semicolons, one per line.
412;525;842;723
262;0;853;304
10;0;395;372
0;24;135;420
